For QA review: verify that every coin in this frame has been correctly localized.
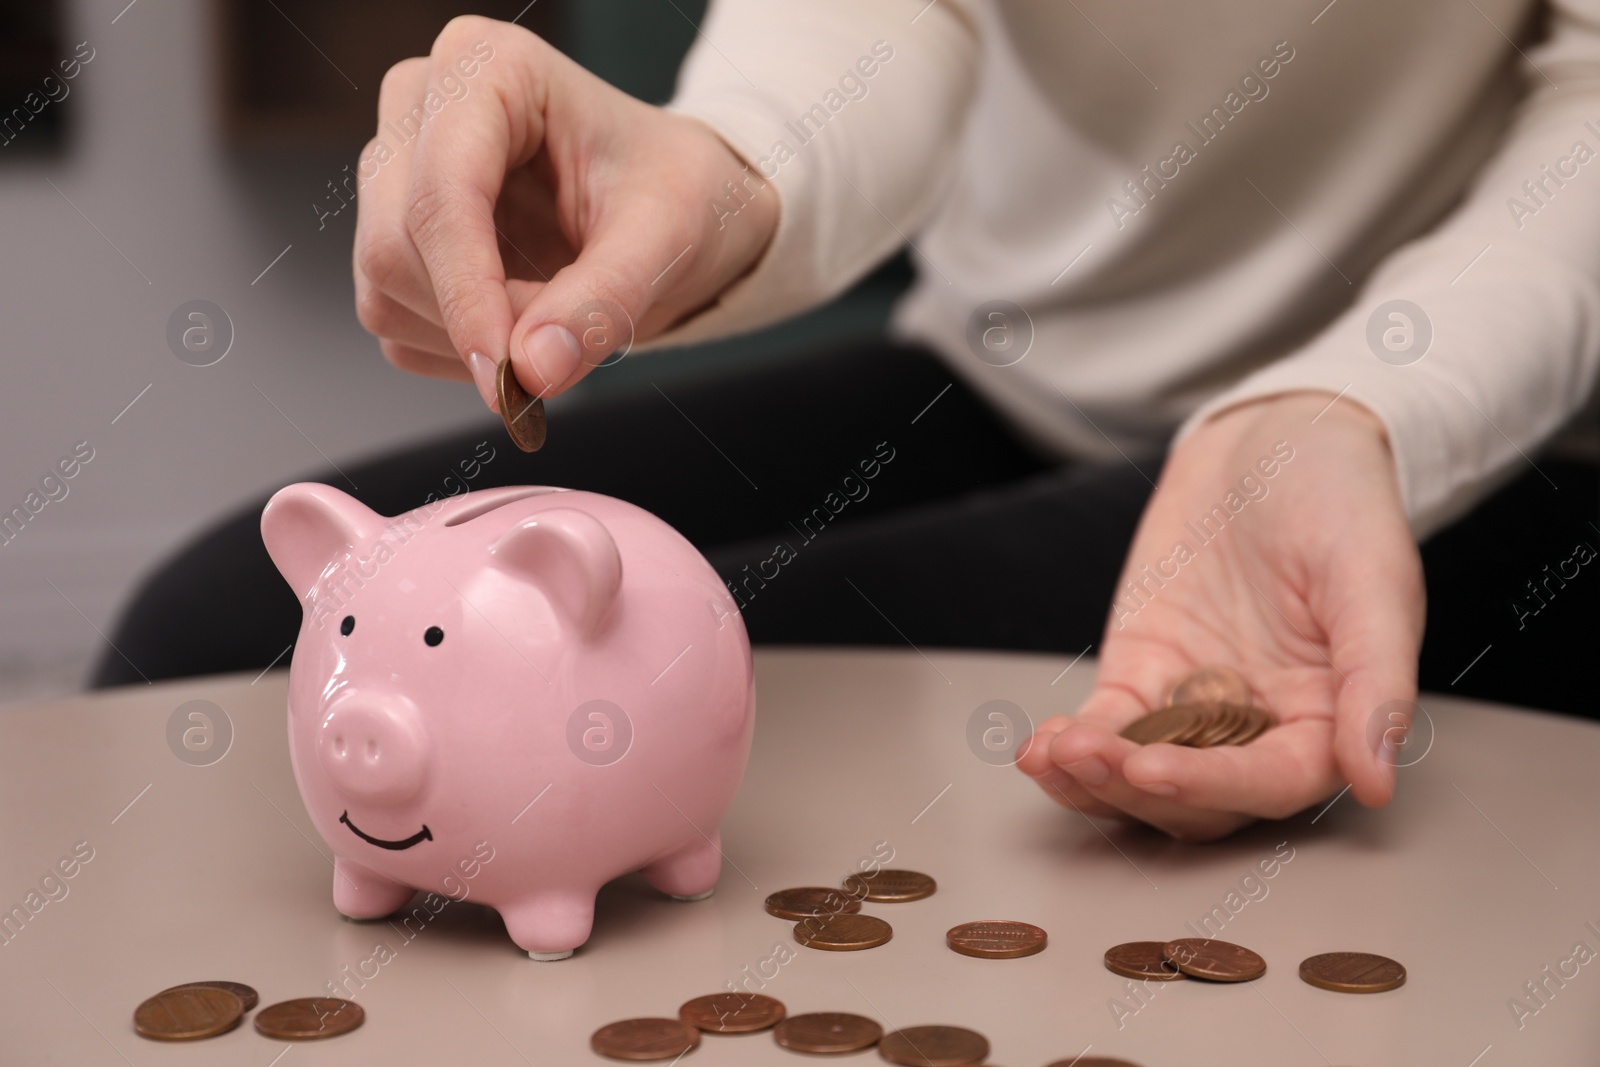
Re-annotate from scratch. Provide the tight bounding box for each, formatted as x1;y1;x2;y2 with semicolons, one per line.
1122;704;1276;748
765;886;863;921
1168;665;1252;708
1229;705;1275;745
1045;1059;1146;1067
842;868;937;902
773;1012;883;1054
878;1024;990;1066
1173;703;1229;746
946;920;1048;959
1103;941;1186;981
133;985;244;1041
158;980;258;1013
254;998;365;1040
591;1018;702;1061
1162;938;1267;982
1299;951;1407;993
1119;705;1205;746
795;912;893;951
496;358;547;452
1190;703;1250;748
679;992;786;1033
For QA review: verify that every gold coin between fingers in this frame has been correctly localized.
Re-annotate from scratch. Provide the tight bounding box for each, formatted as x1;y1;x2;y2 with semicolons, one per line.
496;358;547;452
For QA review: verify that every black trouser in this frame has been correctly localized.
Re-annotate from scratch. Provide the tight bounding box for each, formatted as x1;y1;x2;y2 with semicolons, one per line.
91;341;1597;718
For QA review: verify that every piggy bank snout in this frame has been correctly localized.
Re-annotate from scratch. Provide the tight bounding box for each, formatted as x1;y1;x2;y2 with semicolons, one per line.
317;698;429;804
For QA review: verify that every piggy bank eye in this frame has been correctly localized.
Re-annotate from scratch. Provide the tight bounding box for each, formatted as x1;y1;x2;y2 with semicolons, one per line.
340;615;355;636
424;626;444;647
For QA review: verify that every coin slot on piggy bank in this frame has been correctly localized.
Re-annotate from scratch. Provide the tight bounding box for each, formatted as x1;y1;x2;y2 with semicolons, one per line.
262;483;755;960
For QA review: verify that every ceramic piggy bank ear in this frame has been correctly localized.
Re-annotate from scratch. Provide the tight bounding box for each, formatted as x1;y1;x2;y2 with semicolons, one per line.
490;508;623;637
261;483;383;597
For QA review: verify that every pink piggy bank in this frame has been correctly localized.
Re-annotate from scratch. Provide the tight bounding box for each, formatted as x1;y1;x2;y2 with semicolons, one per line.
260;483;754;959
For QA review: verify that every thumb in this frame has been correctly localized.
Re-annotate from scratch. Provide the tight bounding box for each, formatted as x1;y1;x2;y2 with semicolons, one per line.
1329;552;1425;808
508;215;686;397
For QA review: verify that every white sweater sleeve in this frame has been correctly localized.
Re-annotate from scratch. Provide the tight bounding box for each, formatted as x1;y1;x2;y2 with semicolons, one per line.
651;0;980;346
1178;2;1600;537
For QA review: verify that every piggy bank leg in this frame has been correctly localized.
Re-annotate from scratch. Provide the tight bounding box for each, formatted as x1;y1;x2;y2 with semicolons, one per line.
643;833;723;901
333;858;415;919
501;892;597;962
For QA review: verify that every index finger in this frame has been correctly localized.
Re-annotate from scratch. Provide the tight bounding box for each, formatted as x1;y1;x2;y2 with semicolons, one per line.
403;18;545;365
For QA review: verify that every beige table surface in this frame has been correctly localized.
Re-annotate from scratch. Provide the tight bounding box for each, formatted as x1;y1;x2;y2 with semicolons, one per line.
2;648;1598;1065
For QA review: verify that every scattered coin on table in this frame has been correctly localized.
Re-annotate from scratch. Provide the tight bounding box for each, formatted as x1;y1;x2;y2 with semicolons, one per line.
495;357;547;452
1168;664;1253;708
1045;1058;1146;1067
1299;951;1407;992
133;985;245;1041
765;885;863;920
156;980;259;1013
591;1017;702;1061
254;997;365;1041
1103;941;1186;981
877;1024;990;1066
946;920;1048;959
795;912;894;951
842;868;937;902
679;992;786;1033
774;1011;884;1054
1161;938;1268;982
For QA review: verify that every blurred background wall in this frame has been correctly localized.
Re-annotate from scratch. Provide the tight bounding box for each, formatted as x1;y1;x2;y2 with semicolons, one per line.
0;0;910;701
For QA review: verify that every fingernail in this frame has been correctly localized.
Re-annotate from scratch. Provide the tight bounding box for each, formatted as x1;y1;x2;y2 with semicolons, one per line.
1064;756;1110;786
1373;717;1404;766
1138;781;1178;797
523;324;581;395
1035;766;1073;791
466;351;499;411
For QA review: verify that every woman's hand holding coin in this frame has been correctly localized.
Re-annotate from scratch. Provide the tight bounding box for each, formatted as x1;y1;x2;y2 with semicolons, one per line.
1017;392;1424;840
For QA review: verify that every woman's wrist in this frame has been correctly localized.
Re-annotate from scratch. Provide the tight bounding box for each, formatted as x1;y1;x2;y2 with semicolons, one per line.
1193;391;1391;453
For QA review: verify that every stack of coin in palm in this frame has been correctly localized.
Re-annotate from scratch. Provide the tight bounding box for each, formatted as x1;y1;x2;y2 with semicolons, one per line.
1118;664;1275;747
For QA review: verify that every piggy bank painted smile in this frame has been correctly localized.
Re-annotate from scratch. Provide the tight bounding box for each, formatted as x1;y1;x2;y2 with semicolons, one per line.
260;483;754;960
